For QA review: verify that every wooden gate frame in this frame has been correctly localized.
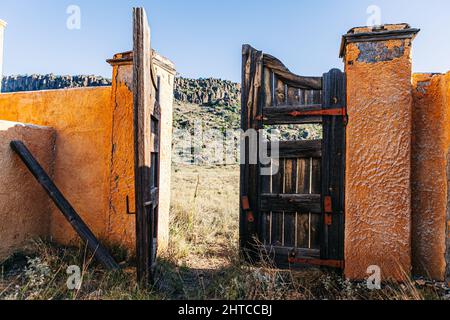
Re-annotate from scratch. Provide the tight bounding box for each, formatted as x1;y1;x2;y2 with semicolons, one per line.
240;45;346;267
133;7;161;286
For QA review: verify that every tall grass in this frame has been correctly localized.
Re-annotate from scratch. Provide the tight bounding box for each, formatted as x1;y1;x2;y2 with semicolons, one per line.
0;165;444;300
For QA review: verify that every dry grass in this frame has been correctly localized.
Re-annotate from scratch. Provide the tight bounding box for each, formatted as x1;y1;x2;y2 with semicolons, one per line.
0;165;446;300
158;165;444;300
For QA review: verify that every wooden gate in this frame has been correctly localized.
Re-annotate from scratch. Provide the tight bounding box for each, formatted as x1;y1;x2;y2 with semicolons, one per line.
133;7;161;286
240;45;346;268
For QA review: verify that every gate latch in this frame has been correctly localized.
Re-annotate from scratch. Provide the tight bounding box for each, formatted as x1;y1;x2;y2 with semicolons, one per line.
126;195;136;215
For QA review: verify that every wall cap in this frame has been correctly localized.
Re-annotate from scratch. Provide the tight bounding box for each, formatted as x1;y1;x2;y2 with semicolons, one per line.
107;50;176;75
339;23;420;59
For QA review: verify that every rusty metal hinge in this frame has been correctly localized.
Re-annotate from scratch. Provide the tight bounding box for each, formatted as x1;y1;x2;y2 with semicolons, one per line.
289;107;346;118
288;257;345;269
324;196;333;226
255;115;268;121
241;196;255;223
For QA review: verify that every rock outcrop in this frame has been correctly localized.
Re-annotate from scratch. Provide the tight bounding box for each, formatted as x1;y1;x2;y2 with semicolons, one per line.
1;74;111;92
2;75;241;107
174;77;240;107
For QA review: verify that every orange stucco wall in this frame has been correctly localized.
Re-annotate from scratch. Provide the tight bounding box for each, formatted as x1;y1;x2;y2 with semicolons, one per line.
0;87;114;245
0;121;55;260
343;26;414;281
412;72;450;281
0;50;174;258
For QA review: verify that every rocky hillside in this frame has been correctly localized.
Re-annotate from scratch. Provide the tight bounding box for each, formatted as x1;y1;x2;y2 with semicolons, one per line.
174;77;240;107
1;75;241;108
1;75;111;92
1;74;320;165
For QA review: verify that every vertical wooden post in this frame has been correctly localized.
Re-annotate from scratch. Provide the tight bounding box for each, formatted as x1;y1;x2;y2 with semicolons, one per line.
133;7;158;287
240;45;263;257
321;69;346;262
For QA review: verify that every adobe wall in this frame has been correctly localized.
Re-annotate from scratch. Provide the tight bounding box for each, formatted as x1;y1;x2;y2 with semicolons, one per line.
0;49;174;258
107;51;175;252
0;120;55;260
0;87;114;245
412;72;450;281
342;24;417;281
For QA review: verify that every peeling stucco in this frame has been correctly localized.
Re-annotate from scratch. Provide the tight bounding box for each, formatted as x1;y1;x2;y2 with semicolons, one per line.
357;41;405;63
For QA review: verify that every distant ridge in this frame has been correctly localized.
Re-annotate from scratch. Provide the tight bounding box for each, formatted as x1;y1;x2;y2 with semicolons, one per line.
2;74;241;108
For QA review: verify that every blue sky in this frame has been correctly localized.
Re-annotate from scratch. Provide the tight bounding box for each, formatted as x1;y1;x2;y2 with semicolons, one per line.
1;0;449;82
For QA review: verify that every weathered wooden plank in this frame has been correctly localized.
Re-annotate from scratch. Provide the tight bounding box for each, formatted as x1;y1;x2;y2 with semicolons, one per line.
10;141;120;271
261;194;321;213
240;44;263;256
270;159;284;246
260;162;271;193
310;158;321;249
287;87;300;105
284;159;296;193
296;157;311;249
260;159;271;245
297;158;311;194
133;7;159;286
265;104;322;112
311;213;321;250
265;246;320;259
284;159;296;247
269;140;322;159
321;69;346;261
263;54;322;90
261;212;271;245
296;213;310;249
311;158;321;194
275;76;286;106
299;89;306;105
263;68;273;108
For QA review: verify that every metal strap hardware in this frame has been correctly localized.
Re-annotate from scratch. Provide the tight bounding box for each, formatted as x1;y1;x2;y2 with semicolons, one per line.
324;196;333;226
288;257;345;269
289;107;346;117
241;196;255;223
126;195;136;215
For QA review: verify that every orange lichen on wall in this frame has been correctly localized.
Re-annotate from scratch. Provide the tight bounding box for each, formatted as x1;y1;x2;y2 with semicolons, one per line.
0;87;113;245
412;72;450;281
343;26;415;281
0;121;55;259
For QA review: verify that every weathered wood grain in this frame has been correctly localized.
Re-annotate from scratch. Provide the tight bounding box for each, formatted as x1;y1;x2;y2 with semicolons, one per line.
263;54;322;90
261;194;321;213
321;69;346;261
133;7;160;286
